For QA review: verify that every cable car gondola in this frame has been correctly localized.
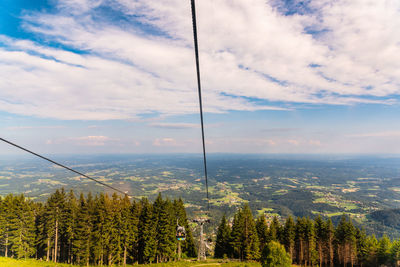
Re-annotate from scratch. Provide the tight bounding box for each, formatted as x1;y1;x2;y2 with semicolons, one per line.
176;224;186;241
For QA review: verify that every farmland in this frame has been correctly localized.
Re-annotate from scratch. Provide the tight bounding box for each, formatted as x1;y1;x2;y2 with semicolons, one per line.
1;154;400;237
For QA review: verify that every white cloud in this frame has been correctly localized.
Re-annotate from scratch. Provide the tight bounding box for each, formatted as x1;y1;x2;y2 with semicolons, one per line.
348;131;400;138
0;0;399;120
153;137;178;146
70;136;113;146
6;125;65;130
148;122;199;129
287;139;300;146
46;135;116;146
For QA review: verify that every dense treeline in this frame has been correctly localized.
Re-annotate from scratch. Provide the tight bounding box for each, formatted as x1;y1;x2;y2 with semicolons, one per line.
215;204;400;266
0;189;196;265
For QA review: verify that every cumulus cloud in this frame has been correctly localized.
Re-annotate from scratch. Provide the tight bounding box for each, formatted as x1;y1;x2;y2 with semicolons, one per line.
0;0;399;120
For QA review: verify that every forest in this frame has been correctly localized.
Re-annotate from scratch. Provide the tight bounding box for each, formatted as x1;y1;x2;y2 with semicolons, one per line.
0;189;196;265
215;204;400;266
1;188;400;266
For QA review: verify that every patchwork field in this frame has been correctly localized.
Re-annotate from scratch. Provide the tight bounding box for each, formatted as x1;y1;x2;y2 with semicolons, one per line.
1;154;400;237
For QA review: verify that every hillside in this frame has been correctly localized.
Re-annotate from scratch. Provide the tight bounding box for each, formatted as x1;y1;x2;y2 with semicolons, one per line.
1;154;400;238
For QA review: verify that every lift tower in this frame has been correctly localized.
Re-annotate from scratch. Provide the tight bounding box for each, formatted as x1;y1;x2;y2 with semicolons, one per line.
193;218;210;261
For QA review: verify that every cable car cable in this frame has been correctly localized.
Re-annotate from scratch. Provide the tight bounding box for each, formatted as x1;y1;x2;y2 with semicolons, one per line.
190;0;210;211
0;137;136;199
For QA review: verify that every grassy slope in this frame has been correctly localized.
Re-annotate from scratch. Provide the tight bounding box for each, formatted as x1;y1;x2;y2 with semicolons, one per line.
0;257;261;267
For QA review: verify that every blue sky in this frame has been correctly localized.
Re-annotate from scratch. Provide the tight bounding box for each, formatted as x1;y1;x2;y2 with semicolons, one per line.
1;0;400;155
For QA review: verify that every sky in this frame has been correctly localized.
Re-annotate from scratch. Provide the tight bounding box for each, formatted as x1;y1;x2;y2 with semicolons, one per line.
1;0;400;155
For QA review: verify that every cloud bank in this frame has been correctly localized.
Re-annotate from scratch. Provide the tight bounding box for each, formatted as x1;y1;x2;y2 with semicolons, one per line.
0;0;399;120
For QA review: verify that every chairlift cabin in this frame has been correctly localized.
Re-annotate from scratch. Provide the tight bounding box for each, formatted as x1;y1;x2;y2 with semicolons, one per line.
176;225;186;241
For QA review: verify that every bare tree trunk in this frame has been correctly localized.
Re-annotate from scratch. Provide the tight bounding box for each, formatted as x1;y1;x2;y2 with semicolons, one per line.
123;245;127;266
54;218;58;263
5;232;8;257
46;237;50;261
329;236;334;267
300;239;304;266
319;242;323;267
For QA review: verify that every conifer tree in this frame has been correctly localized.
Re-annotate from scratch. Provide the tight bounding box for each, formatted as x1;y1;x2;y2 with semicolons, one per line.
314;215;325;267
43;189;65;262
230;211;243;259
154;194;176;262
120;194;133;266
268;216;281;243
304;217;316;266
390;239;400;266
91;193;106;265
324;218;335;267
63;190;77;264
295;217;306;265
128;200;141;263
282;216;295;262
335;215;357;266
110;193;123;265
0;197;4;255
73;193;92;266
0;194;13;257
8;195;36;259
377;235;391;266
215;214;231;258
256;215;268;253
241;204;260;260
138;198;157;263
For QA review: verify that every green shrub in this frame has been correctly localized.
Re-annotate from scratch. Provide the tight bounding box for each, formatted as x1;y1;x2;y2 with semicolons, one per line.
261;241;291;267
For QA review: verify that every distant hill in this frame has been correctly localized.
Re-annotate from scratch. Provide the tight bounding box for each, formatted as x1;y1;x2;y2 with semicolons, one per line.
370;208;400;229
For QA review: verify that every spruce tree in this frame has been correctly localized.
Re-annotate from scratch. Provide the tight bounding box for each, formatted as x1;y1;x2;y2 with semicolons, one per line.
154;195;176;262
120;194;133;266
128;200;141;263
241;203;260;260
314;215;325;266
335;215;357;266
324;218;335;267
215;214;231;258
282;216;295;263
256;215;268;253
73;193;92;266
63;190;77;264
0;195;13;257
391;239;400;266
229;212;243;259
138;198;157;263
304;217;316;266
377;235;391;266
10;195;36;259
295;217;306;265
42;189;65;262
268;216;281;243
